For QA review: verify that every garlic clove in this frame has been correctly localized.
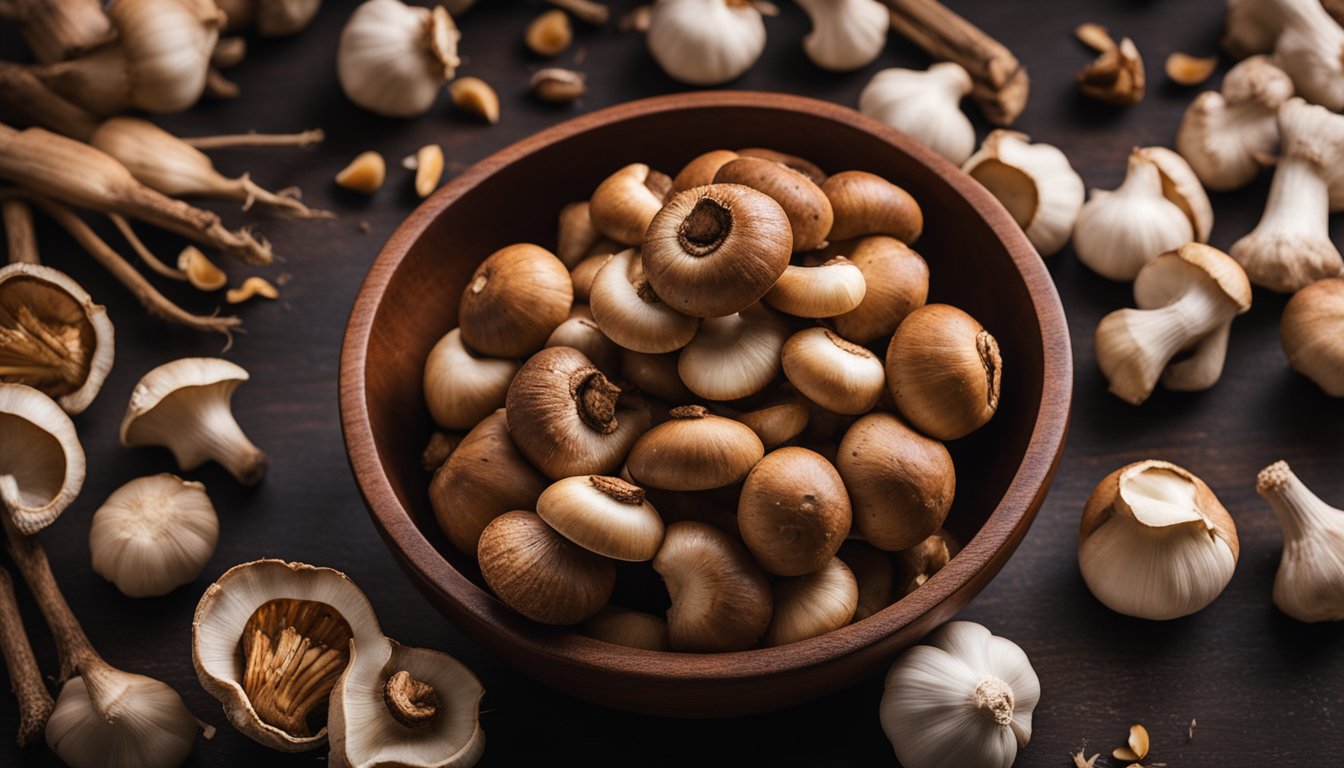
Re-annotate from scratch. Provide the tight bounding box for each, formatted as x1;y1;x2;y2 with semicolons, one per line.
836;413;954;551
823;236;929;344
589;247;699;353
677;303;789;401
962;131;1085;257
764;257;866;318
0;382;86;535
1176;56;1293;192
646;0;767;86
411;143;444;198
713;158;834;252
886;304;1000;440
1134;146;1214;243
626;405;764;491
459;243;573;358
1280;277;1344;396
1256;460;1344;622
797;0;888;72
653;520;772;652
336;150;386;194
477;510;616;625
589;163;672;246
337;0;460;118
738;447;851;576
536;475;665;562
90;473;218;598
821;171;924;244
859;63;976;165
781;327;885;415
178;245;227;291
525;9;572;57
580;605;670;651
763;557;858;646
1073;153;1194;281
423;327;520;430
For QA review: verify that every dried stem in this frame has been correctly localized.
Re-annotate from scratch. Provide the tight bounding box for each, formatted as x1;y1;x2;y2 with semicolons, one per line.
1;0;114;65
546;0;609;25
2;200;38;264
882;0;1028;126
204;68;240;101
0;564;54;747
183;129;326;151
0;62;99;141
108;214;187;281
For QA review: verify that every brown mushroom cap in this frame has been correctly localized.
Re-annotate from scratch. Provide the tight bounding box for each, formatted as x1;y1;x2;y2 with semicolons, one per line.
626;405;764;491
885;304;1001;441
653;521;772;652
823;237;929;344
836;412;955;551
893;529;961;597
713;158;834;252
477;510;616;625
580;605;670;651
781;328;886;416
763;257;867;319
736;147;828;186
458;243;573;358
738;447;851;576
1281;277;1344;395
671;149;739;194
589;247;699;353
589;163;673;246
736;397;810;449
536;475;665;562
821;171;923;243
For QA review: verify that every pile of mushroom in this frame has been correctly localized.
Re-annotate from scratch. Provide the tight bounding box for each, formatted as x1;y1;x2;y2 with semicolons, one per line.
423;148;999;652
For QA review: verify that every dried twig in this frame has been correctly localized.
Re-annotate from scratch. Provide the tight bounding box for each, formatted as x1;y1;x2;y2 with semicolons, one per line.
2;200;39;265
0;62;99;141
108;214;187;281
0;564;54;747
882;0;1028;126
546;0;609;25
182;129;325;151
204;68;240;101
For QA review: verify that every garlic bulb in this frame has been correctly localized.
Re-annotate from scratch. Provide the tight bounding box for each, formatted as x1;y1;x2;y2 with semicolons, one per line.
796;0;888;73
646;0;768;86
90;474;219;598
859;63;976;165
1079;460;1239;620
880;621;1040;768
1256;461;1344;622
962;131;1085;257
47;669;200;768
337;0;461;118
1073;153;1195;281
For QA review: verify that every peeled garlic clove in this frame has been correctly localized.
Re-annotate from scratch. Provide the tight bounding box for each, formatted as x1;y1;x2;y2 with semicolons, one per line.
886;304;1000;441
962;131;1085;257
0;262;115;415
646;0;767;86
859;63;976;165
796;0;887;72
459;243;573;358
0;382;86;535
738;446;851;576
335;150;386;193
677;304;789;401
1074;152;1194;281
1281;277;1344;396
90;474;218;598
626;405;764;491
337;0;460;118
524;9;572;57
653;520;772;652
1079;460;1239;620
1256;461;1344;622
824;236;928;344
478;510;616;625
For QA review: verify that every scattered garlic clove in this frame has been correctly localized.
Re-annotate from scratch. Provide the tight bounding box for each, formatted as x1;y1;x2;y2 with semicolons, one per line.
1281;277;1344;395
89;474;218;598
335;150;386;194
450;76;499;125
580;605;670;651
713;157;834;252
411;143;444;198
626;405;763;491
478;510;615;625
885;304;1000;440
0;382;86;534
821;171;923;244
764;257;866;318
1073;152;1194;281
525;9;572;57
423;327;519;430
858;63;976;165
823;236;928;344
646;0;767;86
763;557;858;646
225;276;279;304
653;520;772;652
781;327;885;416
1166;52;1218;86
796;0;887;73
963;131;1085;257
337;0;460;117
589;163;672;245
589;247;699;353
836;413;954;551
1177;56;1294;191
1256;460;1344;622
677;303;789;401
1134;146;1214;243
530;67;586;103
177;245;227;291
536;475;665;562
838;540;896;621
459;243;573;357
738;446;851;576
1079;460;1239;620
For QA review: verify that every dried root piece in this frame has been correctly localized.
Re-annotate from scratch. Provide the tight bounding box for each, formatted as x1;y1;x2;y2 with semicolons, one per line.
0;564;54;747
109;214;186;280
204;68;240;100
0;0;115;65
182;128;325;150
1075;24;1144;105
226;276;278;304
2;200;39;265
1166;52;1218;86
0;62;100;141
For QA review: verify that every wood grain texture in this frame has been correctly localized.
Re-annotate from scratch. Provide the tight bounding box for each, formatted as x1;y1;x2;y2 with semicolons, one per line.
1;0;1342;764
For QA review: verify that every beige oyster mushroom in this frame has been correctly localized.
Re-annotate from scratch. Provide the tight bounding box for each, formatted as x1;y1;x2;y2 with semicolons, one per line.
120;357;267;485
0;382;85;535
0;263;115;414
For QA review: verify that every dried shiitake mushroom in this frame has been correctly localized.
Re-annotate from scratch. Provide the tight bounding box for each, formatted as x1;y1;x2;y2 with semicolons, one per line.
821;171;923;243
823;236;928;344
626;405;764;491
836;413;955;551
477;510;615;625
653;521;772;652
458;243;573;358
713;157;834;252
886;304;1001;441
738;447;851;576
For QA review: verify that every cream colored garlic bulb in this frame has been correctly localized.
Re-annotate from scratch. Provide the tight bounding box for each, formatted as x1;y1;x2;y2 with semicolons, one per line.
962;131;1084;257
1079;460;1238;620
90;474;219;598
796;0;888;72
646;0;768;86
1073;153;1194;281
859;63;976;165
1256;461;1344;622
46;669;200;768
337;0;461;118
880;621;1039;768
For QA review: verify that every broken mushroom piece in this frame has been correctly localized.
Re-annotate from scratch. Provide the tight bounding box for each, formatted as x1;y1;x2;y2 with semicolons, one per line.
477;510;616;625
1281;277;1344;396
194;560;383;751
1177;55;1294;191
653;521;772;652
626;406;764;491
121;358;267;485
0;382;85;535
1075;26;1144;105
858;63;975;165
0;263;114;415
763;557;859;647
1096;244;1252;405
328;637;485;768
89;473;218;598
961;131;1085;257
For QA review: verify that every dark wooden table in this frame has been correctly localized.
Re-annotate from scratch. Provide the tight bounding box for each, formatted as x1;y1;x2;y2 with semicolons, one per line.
3;1;1343;765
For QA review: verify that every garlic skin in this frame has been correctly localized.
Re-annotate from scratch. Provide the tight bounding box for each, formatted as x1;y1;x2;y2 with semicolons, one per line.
646;0;767;86
1256;461;1344;622
0;382;86;535
46;668;200;768
859;64;976;165
337;0;461;118
881;621;1040;768
796;0;888;73
89;474;219;598
962;131;1084;257
1176;56;1294;191
1073;153;1195;281
1079;460;1239;620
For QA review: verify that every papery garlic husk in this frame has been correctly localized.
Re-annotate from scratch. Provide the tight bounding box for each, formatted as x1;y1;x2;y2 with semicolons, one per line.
962;131;1084;257
337;0;461;118
859;63;976;165
796;0;888;72
1073;153;1194;281
0;262;115;414
881;621;1040;768
329;637;485;768
46;664;201;768
193;559;383;751
646;0;767;86
1079;460;1239;620
0;382;86;535
1256;461;1344;622
89;473;219;598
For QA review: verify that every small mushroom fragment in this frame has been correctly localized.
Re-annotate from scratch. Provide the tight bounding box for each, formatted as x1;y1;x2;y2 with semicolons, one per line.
1166;52;1218;86
1281;277;1344;395
1075;24;1144;105
1177;55;1294;191
677;304;789;401
120;358;267;485
194;560;383;751
505;346;650;479
328;637;485;768
763;557;858;646
962;131;1085;257
839;540;896;621
536;475;665;562
824;237;928;344
782;328;885;416
531;67;586;103
477;511;615;625
0;262;114;414
589;163;672;246
886;304;1000;440
430;410;548;556
626;406;763;491
459;243;573;357
580;605;670;651
423;328;520;430
836;413;955;551
858;63;976;165
736;397;809;449
642;183;792;317
1095;243;1252;404
738;447;850;576
589;247;699;353
893;529;960;597
1256;460;1344;622
764;258;866;318
653;521;772;652
822;171;923;244
1073;151;1195;281
0;382;85;534
713;156;833;252
89;473;218;598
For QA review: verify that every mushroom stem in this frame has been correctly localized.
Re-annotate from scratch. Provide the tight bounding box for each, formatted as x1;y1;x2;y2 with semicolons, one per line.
181;129;326;151
1096;287;1228;404
572;368;621;434
382;670;441;729
108;214;188;281
0;564;54;747
2;200;39;265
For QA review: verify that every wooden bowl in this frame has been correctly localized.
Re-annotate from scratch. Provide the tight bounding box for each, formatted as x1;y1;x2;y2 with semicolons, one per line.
340;92;1071;717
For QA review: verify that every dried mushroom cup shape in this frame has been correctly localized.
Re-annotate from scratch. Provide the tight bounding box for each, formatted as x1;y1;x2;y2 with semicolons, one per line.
423;328;520;431
0;382;85;535
653;521;773;652
886;304;1001;441
0;263;115;415
821;171;924;244
505;346;650;479
120;357;267;485
458;243;573;358
589;247;699;353
626;406;764;492
823;236;929;344
677;303;789;401
89;473;218;598
738;447;851;577
764;557;859;647
642;184;793;318
477;510;616;625
193;560;384;751
836;413;955;552
712;158;834;252
328;637;484;768
536;475;665;562
589;163;673;245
